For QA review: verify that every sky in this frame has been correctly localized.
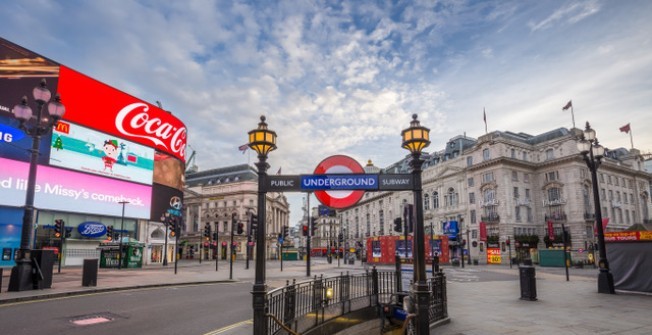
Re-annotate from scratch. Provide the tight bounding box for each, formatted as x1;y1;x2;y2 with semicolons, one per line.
1;0;651;228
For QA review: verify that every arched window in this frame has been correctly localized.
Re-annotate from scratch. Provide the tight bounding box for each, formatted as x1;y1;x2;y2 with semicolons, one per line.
433;192;439;209
583;186;592;214
447;187;458;207
424;193;430;210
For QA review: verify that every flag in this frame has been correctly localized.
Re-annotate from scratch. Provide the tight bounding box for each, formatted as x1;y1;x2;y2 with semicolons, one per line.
238;144;248;154
483;108;487;133
276;167;282;175
619;123;631;134
562;100;572;110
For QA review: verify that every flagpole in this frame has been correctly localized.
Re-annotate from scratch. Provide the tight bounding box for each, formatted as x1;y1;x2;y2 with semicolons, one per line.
570;105;576;129
630;128;634;149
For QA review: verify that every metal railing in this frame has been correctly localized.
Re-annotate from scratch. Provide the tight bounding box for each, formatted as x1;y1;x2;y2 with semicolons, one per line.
265;267;447;335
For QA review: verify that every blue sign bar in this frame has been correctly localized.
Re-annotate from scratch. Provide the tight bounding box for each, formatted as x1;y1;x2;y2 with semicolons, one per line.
301;174;378;190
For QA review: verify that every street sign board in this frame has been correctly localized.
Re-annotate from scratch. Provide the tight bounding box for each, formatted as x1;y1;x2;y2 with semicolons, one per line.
266;175;302;192
378;174;414;190
301;174;377;190
313;155;365;209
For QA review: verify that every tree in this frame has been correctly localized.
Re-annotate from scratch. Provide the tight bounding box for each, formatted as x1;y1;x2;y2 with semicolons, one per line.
53;136;63;150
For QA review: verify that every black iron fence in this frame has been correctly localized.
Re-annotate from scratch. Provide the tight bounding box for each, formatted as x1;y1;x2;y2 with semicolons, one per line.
265;267;447;335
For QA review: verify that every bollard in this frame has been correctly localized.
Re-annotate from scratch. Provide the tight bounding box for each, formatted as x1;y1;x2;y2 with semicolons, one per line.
82;259;99;287
519;264;537;301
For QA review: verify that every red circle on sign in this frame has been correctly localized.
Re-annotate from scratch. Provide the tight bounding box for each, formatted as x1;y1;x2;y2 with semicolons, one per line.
313;155;365;209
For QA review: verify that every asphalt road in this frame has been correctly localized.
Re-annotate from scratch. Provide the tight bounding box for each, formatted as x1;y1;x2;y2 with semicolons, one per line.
0;282;252;335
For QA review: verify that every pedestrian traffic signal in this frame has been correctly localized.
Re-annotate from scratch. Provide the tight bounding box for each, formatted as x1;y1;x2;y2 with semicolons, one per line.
106;225;114;241
54;219;63;238
283;225;289;238
237;222;244;235
393;218;402;232
302;225;308;237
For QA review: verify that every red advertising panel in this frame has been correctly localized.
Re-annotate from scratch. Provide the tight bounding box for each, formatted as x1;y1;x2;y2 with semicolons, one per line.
605;231;652;242
479;221;487;241
365;235;449;265
57;66;187;161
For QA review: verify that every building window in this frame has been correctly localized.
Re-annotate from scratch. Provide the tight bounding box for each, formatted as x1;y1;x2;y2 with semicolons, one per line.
446;188;458;207
466;156;473;167
522;151;528;161
469;192;475;204
513;187;520;199
601;189;606;199
548;187;562;202
379;210;385;235
515;207;521;222
625;210;630;224
607;175;612;185
483;148;490;161
470;210;476;224
482;172;494;183
546;171;559;182
600;174;605;183
524;173;530;183
511;148;516;158
512;170;518;181
608;190;613;201
424;194;430;210
583;186;592;214
545;148;554;160
615;177;620;187
433;192;439;209
527;208;533;222
468;177;474;187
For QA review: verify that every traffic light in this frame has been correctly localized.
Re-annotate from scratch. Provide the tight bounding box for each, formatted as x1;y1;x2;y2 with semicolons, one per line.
310;217;317;236
169;219;177;236
212;232;218;240
106;225;114;241
203;223;211;240
53;219;62;238
237;222;244;235
249;214;258;236
393;218;402;232
283;225;289;238
65;228;71;239
338;233;343;244
403;204;414;233
302;225;308;237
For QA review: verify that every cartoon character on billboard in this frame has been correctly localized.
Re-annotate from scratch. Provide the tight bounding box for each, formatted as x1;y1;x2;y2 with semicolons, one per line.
102;139;120;171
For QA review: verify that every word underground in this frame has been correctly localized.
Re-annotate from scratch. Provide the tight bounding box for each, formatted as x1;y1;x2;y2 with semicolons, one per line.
301;175;377;190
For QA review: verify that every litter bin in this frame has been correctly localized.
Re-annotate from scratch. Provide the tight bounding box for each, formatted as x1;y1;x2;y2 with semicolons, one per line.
82;259;99;287
31;249;55;289
519;265;537;301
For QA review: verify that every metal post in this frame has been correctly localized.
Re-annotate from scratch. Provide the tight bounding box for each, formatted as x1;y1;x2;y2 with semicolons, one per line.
307;193;311;277
199;232;202;264
467;228;472;265
58;221;64;274
252;155;269;335
163;218;169;266
215;222;219;272
174;217;180;275
118;201;128;270
508;238;513;269
562;224;569;281
230;213;235;280
430;222;435;275
404;217;409;259
280;240;283;272
410;151;429;335
246;213;251;270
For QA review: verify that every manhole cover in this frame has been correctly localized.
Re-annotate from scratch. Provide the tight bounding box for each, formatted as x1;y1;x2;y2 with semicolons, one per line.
70;312;120;326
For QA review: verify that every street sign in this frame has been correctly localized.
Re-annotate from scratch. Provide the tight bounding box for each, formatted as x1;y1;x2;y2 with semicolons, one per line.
301;174;377;190
313;155;365;209
266;175;302;192
378;174;414;190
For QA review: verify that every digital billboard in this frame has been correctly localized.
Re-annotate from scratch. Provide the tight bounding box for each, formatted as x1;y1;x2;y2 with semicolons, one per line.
49;121;154;185
56;66;187;161
0;157;152;219
0;114;52;164
150;183;184;221
153;151;185;190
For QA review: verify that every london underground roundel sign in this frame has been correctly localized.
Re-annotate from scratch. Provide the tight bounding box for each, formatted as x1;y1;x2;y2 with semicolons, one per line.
313;155;365;209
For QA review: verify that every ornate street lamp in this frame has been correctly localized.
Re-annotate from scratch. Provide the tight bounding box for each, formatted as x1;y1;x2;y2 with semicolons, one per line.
248;116;276;335
577;122;614;294
8;79;65;292
401;114;430;334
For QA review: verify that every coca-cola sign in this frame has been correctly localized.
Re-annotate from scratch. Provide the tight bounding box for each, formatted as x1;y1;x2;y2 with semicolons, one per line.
57;66;187;161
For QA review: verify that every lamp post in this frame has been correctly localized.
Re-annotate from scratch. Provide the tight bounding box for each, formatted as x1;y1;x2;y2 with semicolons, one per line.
248;115;277;335
230;212;236;280
401;114;430;335
160;213;174;266
577;122;615;294
118;201;129;270
9;79;65;292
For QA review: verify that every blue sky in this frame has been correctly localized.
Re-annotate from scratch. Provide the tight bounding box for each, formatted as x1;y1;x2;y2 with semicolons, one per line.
2;0;651;226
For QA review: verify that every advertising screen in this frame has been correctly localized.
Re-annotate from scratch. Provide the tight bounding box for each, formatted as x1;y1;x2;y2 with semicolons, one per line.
49;121;154;185
0;157;152;218
443;220;459;239
57;66;187;161
150;183;184;221
0;114;52;163
153;151;185;190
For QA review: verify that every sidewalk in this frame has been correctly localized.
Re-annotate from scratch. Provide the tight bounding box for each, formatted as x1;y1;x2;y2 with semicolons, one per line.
2;261;651;334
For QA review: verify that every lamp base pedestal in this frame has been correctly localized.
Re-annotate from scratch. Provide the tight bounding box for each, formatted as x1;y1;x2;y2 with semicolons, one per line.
598;271;615;294
8;259;35;292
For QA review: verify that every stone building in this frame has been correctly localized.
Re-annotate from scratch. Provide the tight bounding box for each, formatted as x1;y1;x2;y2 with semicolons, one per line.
337;127;651;265
183;164;290;261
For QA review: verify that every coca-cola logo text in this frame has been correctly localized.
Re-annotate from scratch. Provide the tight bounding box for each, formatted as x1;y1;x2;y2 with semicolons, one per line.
116;103;186;158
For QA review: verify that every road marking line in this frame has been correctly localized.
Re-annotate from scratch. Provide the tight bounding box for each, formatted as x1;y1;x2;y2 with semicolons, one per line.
203;320;252;335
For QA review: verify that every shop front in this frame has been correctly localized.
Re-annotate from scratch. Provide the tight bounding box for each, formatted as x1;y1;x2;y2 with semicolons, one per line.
99;239;145;268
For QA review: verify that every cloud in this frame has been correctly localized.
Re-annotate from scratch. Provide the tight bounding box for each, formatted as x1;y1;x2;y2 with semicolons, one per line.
528;0;601;32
